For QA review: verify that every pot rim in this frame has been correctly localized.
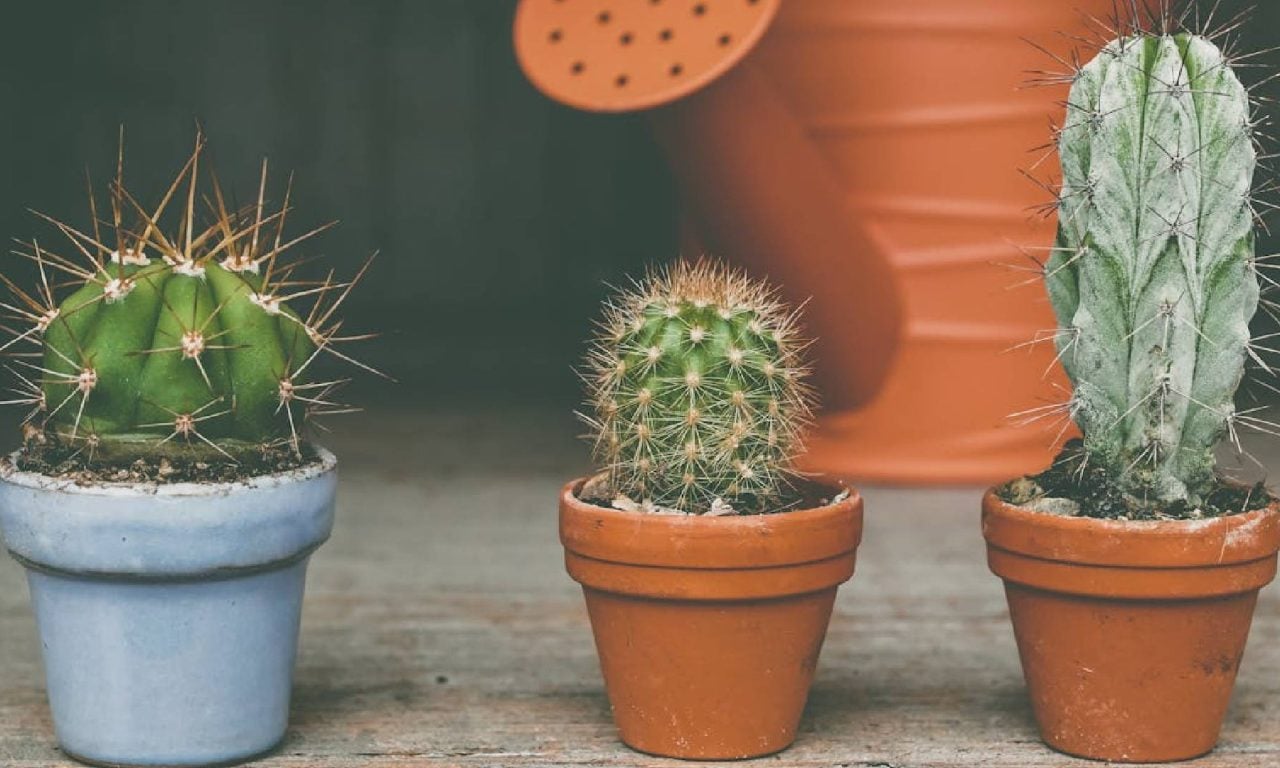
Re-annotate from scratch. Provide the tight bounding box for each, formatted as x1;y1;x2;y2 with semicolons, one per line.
982;486;1280;568
0;444;336;498
0;446;339;580
559;476;862;570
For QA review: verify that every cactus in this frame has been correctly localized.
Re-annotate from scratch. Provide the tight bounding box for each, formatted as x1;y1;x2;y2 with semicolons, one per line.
1;134;378;467
1041;28;1260;507
581;260;814;514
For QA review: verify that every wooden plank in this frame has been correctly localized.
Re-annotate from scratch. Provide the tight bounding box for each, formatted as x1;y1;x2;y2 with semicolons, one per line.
0;406;1278;766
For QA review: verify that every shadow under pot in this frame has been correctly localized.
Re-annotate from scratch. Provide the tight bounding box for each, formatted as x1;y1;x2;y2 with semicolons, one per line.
0;449;338;768
559;479;863;760
982;489;1280;763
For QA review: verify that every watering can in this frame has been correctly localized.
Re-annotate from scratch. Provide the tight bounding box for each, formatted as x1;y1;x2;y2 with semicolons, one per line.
516;0;1114;484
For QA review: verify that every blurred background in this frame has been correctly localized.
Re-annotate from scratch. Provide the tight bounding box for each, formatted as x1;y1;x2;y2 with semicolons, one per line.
0;0;1274;464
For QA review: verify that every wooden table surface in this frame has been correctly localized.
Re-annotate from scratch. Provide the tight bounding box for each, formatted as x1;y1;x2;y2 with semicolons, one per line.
2;405;1279;767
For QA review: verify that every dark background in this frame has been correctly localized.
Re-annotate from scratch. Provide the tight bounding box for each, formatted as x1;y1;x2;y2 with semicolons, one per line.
0;0;1273;416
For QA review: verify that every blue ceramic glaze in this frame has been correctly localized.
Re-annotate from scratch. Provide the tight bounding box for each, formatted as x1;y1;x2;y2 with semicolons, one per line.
0;448;337;767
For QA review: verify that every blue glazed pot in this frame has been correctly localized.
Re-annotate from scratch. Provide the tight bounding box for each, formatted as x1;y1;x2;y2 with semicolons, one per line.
0;448;337;768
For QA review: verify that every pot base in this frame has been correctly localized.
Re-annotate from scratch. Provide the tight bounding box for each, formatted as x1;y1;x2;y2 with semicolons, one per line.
61;738;282;768
585;586;836;760
1007;583;1255;763
31;562;309;768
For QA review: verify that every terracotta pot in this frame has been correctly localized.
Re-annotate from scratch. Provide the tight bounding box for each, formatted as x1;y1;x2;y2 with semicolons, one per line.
983;489;1280;763
559;479;862;760
517;0;1122;483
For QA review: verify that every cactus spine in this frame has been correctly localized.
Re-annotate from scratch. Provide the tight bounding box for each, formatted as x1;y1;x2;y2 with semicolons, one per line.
1045;30;1257;505
582;260;814;514
3;135;377;465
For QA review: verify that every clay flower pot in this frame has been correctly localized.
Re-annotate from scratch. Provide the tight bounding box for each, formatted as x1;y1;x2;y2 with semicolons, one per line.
559;479;862;760
983;489;1280;762
0;450;338;768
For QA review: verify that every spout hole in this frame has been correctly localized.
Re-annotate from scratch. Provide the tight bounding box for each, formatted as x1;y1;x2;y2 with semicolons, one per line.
718;33;731;46
549;29;563;43
620;32;633;45
615;74;630;87
597;10;612;24
571;61;585;75
670;64;684;77
659;28;673;41
693;3;707;16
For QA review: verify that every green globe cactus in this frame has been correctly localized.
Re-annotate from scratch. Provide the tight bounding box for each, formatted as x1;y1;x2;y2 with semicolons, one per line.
1042;29;1260;506
581;260;814;514
2;135;377;466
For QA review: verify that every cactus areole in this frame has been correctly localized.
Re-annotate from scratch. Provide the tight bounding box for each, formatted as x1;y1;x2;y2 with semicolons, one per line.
2;135;377;475
581;260;815;515
1041;30;1267;512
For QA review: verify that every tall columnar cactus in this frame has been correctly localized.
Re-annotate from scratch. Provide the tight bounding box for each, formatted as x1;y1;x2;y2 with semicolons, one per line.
582;260;814;514
2;135;377;465
1044;30;1258;505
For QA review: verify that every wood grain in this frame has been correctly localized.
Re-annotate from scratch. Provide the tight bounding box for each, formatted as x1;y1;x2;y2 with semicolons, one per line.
1;406;1278;767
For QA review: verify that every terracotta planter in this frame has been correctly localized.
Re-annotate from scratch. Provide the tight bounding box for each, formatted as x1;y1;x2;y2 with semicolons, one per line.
983;489;1280;763
559;479;862;760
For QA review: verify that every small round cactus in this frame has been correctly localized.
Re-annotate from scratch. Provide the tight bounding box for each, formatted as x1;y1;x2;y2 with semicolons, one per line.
581;260;815;514
1;134;379;467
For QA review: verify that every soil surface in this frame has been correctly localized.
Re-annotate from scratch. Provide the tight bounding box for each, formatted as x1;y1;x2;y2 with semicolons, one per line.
577;471;847;516
999;439;1273;520
13;434;318;484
